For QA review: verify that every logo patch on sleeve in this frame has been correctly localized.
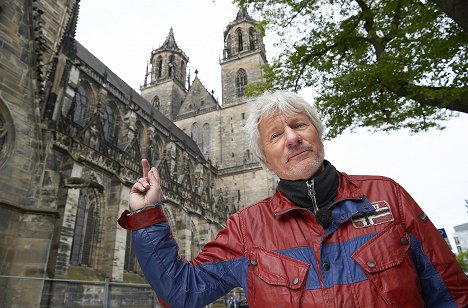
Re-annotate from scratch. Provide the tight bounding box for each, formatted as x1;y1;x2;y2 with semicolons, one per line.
351;200;394;228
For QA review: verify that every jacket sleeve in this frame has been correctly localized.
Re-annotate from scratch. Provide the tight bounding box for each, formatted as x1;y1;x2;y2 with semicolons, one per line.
397;183;468;307
131;211;248;308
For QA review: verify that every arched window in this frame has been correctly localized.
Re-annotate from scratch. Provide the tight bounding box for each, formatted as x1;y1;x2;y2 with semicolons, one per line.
202;123;210;157
236;28;243;52
157;56;163;78
0;100;11;169
249;28;256;50
124;231;142;274
191;122;200;145
236;69;248;97
152;96;160;109
168;55;175;77
70;188;100;267
146;139;160;167
73;85;89;123
180;60;186;81
102;104;115;142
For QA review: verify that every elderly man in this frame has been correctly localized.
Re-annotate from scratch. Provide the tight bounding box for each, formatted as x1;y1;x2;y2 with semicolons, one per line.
118;91;468;307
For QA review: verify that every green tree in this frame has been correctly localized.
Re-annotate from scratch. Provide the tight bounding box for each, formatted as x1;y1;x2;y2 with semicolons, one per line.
432;0;468;33
456;250;468;273
236;0;468;138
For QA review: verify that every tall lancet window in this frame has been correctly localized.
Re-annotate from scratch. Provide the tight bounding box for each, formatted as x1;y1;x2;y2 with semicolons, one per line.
180;60;186;81
124;231;142;274
236;28;243;52
202;123;210;157
191;122;200;146
102;104;116;143
152;96;160;109
157;56;163;78
70;187;101;267
73;85;89;123
236;69;248;97
168;55;175;77
249;28;256;50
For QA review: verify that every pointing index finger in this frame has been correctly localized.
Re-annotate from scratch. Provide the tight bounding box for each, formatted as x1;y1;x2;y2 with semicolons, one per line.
141;159;151;177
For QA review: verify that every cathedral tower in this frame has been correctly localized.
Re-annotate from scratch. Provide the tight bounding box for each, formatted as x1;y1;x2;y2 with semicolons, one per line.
220;9;267;107
141;28;188;120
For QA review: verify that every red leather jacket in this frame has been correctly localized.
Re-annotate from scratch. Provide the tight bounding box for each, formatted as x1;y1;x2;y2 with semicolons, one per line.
121;172;468;307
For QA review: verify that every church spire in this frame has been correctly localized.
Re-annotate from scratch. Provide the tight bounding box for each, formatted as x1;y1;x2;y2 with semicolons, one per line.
235;7;254;21
140;27;189;120
162;27;179;50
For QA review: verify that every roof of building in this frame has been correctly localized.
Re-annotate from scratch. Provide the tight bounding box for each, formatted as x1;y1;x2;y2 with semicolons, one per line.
454;222;468;232
75;40;203;157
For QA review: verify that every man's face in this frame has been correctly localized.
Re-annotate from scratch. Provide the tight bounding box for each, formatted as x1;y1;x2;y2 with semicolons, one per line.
259;111;324;180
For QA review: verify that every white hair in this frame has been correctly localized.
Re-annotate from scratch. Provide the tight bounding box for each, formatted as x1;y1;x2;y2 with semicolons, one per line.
243;90;325;167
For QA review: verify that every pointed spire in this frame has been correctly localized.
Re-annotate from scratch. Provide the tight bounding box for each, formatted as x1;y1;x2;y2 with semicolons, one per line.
162;27;179;49
235;7;253;21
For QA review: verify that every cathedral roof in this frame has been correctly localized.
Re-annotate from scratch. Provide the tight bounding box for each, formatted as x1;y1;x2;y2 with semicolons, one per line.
177;76;220;119
224;9;257;39
235;8;254;22
162;27;179;49
152;27;188;60
74;41;203;157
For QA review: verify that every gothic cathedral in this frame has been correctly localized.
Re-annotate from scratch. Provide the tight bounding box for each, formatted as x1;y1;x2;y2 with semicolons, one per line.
141;10;276;214
0;2;275;306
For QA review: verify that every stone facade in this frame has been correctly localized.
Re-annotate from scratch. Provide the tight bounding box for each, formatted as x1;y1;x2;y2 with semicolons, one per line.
0;1;276;306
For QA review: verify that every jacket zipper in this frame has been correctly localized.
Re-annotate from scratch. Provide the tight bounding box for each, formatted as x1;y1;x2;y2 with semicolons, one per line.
306;180;319;215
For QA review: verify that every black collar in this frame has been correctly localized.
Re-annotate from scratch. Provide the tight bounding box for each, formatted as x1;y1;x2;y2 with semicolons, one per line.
277;160;338;225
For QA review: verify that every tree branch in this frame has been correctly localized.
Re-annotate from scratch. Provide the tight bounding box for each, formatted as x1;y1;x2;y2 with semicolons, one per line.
384;82;468;113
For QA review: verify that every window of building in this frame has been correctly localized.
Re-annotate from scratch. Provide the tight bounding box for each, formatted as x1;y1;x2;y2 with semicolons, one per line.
102;104;115;142
157;56;163;78
236;69;248;97
73;85;89;123
147;139;160;167
70;188;100;267
180;60;186;81
202;123;210;157
236;28;243;52
124;230;142;274
152;96;160;109
249;28;256;50
0;100;13;169
191;122;200;145
168;55;175;77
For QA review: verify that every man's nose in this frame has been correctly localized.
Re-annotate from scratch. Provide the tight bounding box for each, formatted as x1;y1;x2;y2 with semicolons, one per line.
285;127;302;145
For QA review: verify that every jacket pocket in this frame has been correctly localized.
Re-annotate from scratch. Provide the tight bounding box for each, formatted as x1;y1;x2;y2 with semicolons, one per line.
248;246;309;307
352;223;423;307
352;222;410;272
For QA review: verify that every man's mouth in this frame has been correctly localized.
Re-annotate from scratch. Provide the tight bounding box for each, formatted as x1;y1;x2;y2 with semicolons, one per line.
287;148;311;162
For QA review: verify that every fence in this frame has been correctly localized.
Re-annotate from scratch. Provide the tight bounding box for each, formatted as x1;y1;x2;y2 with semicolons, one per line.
0;275;160;308
0;275;233;308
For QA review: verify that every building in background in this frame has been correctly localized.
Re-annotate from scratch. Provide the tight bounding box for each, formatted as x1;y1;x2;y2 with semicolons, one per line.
0;1;273;306
454;223;468;254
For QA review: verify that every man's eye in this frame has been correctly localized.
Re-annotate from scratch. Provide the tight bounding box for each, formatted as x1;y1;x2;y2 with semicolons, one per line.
270;132;281;140
293;123;306;128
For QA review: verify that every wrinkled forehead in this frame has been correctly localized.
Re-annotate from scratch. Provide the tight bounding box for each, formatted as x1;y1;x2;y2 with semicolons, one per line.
258;108;307;127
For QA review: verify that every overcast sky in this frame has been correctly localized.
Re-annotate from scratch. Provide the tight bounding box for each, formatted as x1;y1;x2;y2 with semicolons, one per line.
75;0;468;250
